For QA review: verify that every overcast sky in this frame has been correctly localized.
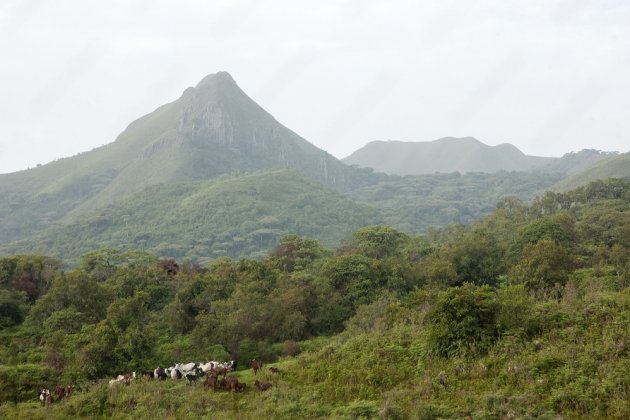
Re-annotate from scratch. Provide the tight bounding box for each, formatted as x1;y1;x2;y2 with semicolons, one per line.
0;0;629;174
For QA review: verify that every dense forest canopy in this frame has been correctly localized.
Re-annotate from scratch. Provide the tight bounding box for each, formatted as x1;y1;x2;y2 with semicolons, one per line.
0;169;570;264
0;179;628;418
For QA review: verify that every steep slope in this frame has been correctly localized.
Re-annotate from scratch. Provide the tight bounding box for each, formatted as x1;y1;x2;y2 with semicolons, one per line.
0;72;352;244
552;152;630;191
82;72;351;210
0;170;381;263
343;137;553;175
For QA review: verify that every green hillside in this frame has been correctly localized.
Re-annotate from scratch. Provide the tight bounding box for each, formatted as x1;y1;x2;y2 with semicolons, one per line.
346;170;564;232
0;170;380;264
553;153;630;191
0;179;628;418
1;169;571;263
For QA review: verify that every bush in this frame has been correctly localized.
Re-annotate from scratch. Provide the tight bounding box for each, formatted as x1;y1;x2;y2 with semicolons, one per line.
426;283;499;357
510;239;575;292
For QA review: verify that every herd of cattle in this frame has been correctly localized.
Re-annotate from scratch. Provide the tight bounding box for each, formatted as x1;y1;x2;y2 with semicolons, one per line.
108;360;238;385
39;359;275;406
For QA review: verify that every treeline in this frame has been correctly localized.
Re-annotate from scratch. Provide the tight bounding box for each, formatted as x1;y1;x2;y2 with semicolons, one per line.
0;179;628;417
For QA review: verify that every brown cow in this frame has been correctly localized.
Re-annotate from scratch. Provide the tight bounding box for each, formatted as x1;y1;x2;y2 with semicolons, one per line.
269;367;280;374
249;359;263;375
224;376;239;392
65;385;74;398
204;373;218;390
254;379;272;391
236;382;246;392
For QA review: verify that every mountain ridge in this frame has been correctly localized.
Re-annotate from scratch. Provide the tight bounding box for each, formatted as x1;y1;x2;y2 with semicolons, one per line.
342;138;615;176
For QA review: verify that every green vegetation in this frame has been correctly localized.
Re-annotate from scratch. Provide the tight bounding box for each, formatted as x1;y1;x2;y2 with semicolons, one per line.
1;72;625;266
1;167;576;264
346;170;563;232
0;170;381;264
0;179;628;418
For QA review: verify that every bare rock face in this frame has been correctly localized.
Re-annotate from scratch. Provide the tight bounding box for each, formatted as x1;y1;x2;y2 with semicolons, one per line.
156;71;349;187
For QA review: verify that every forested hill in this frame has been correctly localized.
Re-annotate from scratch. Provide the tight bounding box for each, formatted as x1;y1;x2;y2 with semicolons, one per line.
0;179;628;418
346;170;564;232
0;168;570;263
343;138;615;176
0;170;381;264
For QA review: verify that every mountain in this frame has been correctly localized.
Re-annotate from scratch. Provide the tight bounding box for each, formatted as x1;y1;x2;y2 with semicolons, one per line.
80;71;352;206
1;72;625;262
342;137;554;175
0;170;380;264
343;138;619;176
0;72;353;244
552;152;630;191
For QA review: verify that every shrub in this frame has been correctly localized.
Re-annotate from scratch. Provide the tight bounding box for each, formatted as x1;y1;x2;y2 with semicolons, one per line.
426;283;499;357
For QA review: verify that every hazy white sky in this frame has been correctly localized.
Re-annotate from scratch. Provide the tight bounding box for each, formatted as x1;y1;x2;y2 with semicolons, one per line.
1;0;629;174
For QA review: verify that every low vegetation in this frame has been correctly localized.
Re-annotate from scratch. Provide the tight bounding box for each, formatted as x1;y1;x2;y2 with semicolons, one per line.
0;179;628;418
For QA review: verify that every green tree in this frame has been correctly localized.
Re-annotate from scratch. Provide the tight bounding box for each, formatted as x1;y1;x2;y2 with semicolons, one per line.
0;255;62;302
74;321;119;379
510;239;575;291
26;271;112;331
513;213;576;253
351;226;408;258
447;232;506;286
418;253;458;288
0;289;27;329
80;248;157;281
268;235;327;272
609;244;630;284
427;283;499;357
321;254;385;311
